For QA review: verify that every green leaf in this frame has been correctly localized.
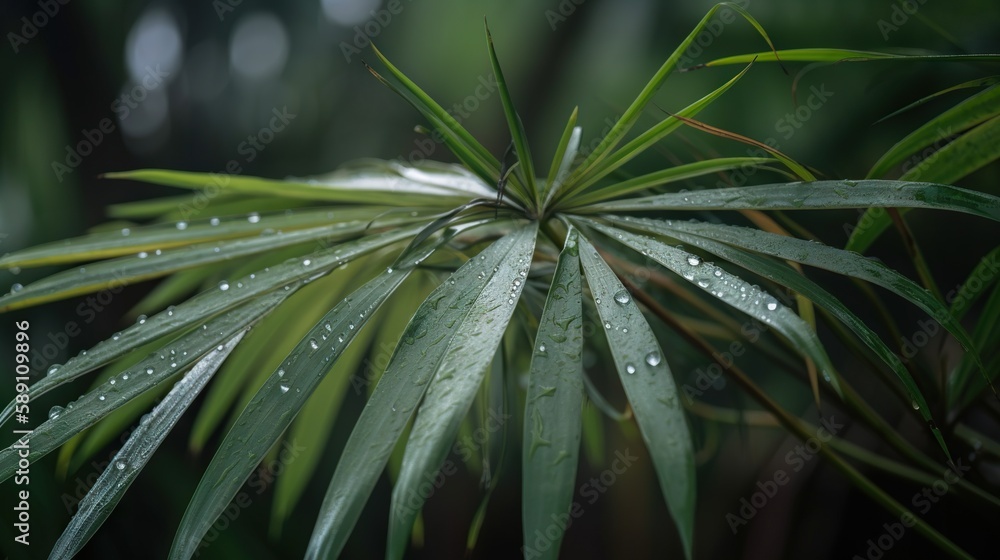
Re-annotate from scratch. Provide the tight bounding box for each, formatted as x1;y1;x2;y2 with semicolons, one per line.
521;227;584;560
586;179;1000;219
872;77;999;126
569;2;779;183
387;226;536;558
0;219;412;311
167;234;439;559
584;219;841;396
576;234;695;560
570;157;778;207
0;226;420;426
0;207;390;269
103;159;497;207
701;48;1000;67
632;218;980;358
49;332;244;558
544;107;580;200
868;84;1000;179
617;217;948;457
950;246;1000;320
558;60;755;203
949;275;1000;409
486;22;538;204
367;48;502;188
849;115;1000;252
0;293;286;483
305;224;537;560
270;298;380;536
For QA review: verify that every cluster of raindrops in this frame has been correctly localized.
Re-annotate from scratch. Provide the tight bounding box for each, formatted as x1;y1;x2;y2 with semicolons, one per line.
679;250;781;323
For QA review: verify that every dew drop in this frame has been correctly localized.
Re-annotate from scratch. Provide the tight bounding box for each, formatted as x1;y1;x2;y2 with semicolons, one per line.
122;373;129;380
279;384;290;394
277;368;285;378
645;351;662;366
146;367;154;375
911;400;920;411
137;251;148;259
121;228;131;236
302;259;312;266
613;290;631;305
176;221;188;230
625;363;636;374
98;395;106;401
210;217;220;226
309;339;319;350
687;255;701;266
386;267;394;274
219;281;230;291
112;332;121;341
10;283;23;293
48;406;64;420
247;212;261;224
109;379;116;385
47;365;59;375
538;344;547;353
115;461;126;471
713;269;723;277
604;322;611;329
766;302;778;311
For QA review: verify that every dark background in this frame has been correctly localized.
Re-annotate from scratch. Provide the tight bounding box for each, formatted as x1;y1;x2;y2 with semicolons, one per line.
1;0;999;558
